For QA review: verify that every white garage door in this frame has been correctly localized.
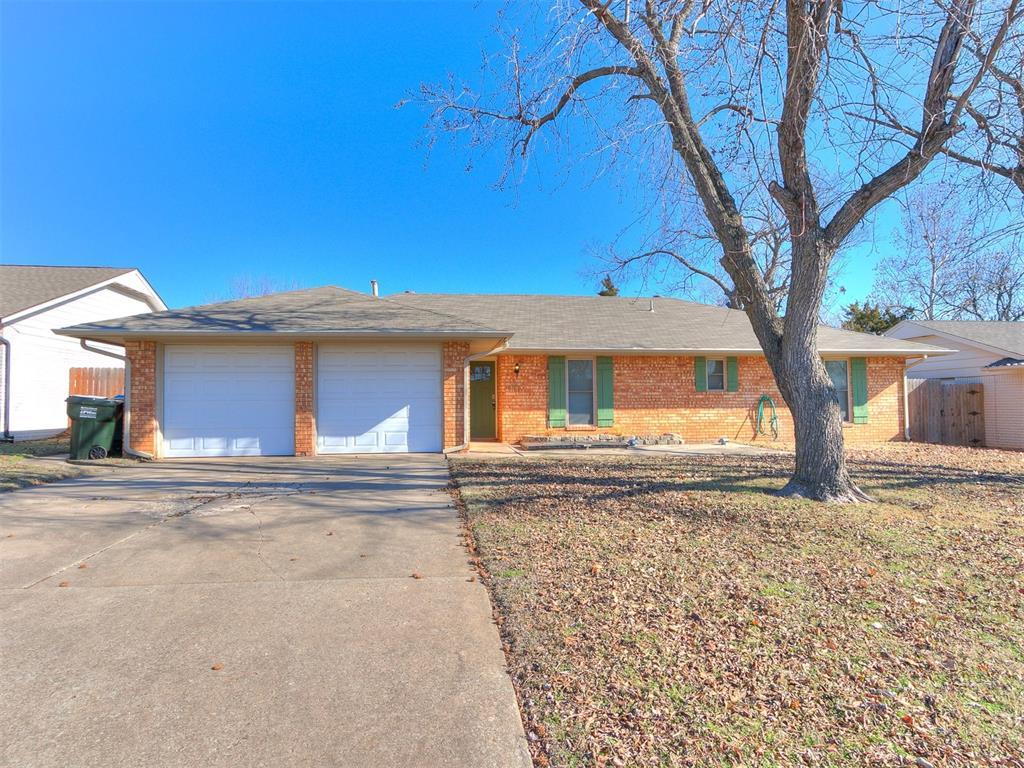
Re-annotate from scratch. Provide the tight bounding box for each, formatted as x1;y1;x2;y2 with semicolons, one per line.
163;345;295;458
317;344;442;454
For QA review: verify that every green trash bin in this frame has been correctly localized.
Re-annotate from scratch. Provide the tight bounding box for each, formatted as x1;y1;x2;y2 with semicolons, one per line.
66;395;124;460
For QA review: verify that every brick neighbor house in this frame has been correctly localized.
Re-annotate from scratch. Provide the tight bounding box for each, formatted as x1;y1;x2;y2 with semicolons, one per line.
56;285;950;458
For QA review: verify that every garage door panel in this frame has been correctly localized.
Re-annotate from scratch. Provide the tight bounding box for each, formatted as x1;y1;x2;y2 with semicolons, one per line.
162;345;295;458
317;344;442;454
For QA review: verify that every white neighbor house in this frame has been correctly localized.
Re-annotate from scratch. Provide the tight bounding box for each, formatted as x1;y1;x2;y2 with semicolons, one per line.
885;320;1024;450
0;266;165;440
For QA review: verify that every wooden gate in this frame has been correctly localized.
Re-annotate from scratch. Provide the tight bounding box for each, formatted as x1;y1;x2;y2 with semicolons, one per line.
907;379;985;447
69;367;125;398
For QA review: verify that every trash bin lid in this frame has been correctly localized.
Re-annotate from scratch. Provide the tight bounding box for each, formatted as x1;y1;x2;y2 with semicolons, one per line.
66;394;123;406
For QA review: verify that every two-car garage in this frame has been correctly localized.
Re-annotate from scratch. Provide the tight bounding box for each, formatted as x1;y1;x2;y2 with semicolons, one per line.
159;343;444;458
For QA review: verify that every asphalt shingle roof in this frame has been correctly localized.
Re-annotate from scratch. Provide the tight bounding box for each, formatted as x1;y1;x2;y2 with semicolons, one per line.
392;293;947;354
0;265;134;319
58;286;949;355
59;286;508;338
905;320;1024;357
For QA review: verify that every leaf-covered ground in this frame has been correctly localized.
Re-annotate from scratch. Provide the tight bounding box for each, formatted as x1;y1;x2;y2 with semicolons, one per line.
450;445;1024;768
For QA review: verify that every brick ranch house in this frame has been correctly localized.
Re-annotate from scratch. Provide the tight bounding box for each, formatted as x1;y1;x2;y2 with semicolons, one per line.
56;286;950;459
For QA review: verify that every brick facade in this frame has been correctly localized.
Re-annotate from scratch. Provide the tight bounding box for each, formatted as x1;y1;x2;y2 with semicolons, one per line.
494;354;905;447
121;341;904;458
124;340;158;456
294;341;315;456
443;341;469;449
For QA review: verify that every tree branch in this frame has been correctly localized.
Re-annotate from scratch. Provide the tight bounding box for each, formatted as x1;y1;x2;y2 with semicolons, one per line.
823;0;1000;244
513;65;642;154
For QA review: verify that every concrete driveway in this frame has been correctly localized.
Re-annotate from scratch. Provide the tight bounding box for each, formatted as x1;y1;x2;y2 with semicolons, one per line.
0;455;531;768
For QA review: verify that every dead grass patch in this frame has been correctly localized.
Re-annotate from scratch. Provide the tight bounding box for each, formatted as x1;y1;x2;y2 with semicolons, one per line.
451;444;1023;767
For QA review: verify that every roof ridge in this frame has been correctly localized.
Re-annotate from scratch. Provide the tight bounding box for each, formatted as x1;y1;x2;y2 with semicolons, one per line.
146;284;341;315
0;264;134;271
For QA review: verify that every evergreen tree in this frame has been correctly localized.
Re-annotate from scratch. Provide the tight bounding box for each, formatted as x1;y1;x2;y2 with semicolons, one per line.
598;276;619;296
841;302;912;334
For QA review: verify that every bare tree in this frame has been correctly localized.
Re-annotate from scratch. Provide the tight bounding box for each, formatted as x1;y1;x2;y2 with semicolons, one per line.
207;275;304;302
419;0;1021;501
873;19;1024;194
604;191;794;311
958;246;1024;319
874;185;978;320
874;183;1024;320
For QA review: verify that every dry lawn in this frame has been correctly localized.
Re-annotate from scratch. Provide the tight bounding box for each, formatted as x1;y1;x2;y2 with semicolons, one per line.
0;438;81;492
451;444;1024;768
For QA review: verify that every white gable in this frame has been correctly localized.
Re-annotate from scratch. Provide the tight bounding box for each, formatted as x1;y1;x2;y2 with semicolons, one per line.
1;272;162;439
885;323;1004;379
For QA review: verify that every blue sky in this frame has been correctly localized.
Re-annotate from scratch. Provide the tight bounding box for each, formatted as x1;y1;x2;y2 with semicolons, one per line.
2;0;881;311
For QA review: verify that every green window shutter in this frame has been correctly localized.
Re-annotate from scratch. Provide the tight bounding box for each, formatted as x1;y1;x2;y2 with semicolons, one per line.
694;357;707;392
547;356;566;427
596;356;614;427
851;357;869;424
726;356;739;392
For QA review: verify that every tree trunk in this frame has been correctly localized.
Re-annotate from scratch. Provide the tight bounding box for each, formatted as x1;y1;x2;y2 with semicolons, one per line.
747;234;873;503
777;356;871;502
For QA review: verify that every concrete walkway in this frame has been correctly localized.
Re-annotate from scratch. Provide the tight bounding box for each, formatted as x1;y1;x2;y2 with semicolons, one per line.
0;456;531;768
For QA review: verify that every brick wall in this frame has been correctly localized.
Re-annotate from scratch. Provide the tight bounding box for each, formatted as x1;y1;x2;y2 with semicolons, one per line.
294;341;315;456
495;354;905;446
124;340;157;456
443;341;469;449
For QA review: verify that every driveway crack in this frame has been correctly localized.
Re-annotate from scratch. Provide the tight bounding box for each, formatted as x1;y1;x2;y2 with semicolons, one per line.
245;502;286;583
21;490;240;589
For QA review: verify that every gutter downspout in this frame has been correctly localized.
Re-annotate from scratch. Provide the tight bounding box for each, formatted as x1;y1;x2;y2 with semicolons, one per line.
445;339;510;454
78;338;153;460
0;333;11;441
80;338;126;363
903;356;929;441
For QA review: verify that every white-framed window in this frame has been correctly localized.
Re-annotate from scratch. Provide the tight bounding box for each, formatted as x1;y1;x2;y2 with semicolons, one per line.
825;359;851;422
566;358;595;426
706;358;726;391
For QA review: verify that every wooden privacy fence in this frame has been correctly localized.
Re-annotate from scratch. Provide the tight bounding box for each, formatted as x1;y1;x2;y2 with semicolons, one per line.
907;379;985;447
69;367;125;398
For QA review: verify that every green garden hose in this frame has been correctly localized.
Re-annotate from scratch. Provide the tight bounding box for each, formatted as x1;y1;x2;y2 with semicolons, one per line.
756;394;779;440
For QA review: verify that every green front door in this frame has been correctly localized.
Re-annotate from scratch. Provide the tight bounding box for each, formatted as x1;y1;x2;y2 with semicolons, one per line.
470;362;496;440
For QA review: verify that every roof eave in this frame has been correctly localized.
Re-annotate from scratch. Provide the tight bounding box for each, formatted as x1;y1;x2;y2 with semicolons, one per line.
887;320;1024;359
55;328;514;342
500;345;955;356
